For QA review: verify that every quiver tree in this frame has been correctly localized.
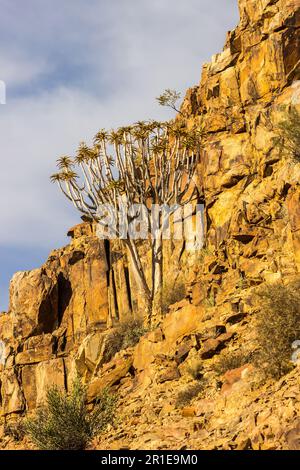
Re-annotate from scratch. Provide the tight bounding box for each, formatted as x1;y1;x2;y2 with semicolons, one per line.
156;89;182;115
51;121;201;324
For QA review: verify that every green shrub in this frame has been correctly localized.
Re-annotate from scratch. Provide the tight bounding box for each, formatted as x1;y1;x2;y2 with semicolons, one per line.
213;350;251;376
104;317;147;363
196;247;214;264
175;380;206;408
25;380;116;450
187;360;203;380
205;291;215;308
162;280;186;314
4;420;25;442
274;107;300;162
254;281;300;380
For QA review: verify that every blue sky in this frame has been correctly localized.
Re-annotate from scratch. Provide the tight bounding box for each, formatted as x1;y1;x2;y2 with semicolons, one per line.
0;0;239;311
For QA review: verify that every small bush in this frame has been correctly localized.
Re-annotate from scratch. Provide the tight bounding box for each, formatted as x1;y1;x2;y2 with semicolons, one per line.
254;281;300;380
162;280;186;314
4;421;25;442
205;291;215;308
104;318;147;363
196;247;214;265
187;361;203;380
274;107;300;162
213;350;251;376
25;380;116;450
175;381;206;408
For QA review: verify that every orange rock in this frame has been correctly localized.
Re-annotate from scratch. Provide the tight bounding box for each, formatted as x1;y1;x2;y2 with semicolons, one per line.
182;407;196;417
221;364;254;395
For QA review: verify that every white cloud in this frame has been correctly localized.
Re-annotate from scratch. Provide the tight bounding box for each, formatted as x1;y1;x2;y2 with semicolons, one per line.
0;86;172;247
0;49;48;88
0;0;239;250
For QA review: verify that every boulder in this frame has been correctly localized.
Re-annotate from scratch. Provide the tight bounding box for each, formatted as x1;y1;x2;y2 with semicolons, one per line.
14;359;66;412
9;269;58;339
87;351;133;403
1;369;24;415
221;364;254;395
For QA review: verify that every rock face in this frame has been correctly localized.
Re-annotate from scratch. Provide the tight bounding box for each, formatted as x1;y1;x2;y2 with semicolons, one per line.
0;223;110;417
182;0;300;312
0;222;192;422
1;0;300;451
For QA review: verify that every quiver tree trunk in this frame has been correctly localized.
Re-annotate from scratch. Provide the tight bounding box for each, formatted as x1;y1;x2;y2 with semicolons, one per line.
151;228;163;325
125;239;152;324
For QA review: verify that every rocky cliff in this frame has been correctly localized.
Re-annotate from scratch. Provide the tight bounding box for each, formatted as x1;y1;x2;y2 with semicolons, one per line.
1;0;300;450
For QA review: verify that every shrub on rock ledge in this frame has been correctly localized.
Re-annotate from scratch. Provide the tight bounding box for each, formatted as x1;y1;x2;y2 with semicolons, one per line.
175;380;206;408
213;350;252;376
274;107;300;162
25;379;116;450
162;280;186;314
254;281;300;380
103;317;147;363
